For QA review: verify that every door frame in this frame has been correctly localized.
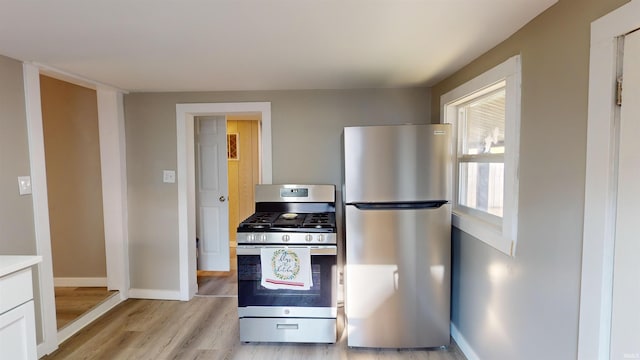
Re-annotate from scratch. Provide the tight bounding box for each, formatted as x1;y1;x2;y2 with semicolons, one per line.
578;1;640;358
23;63;129;357
175;102;272;300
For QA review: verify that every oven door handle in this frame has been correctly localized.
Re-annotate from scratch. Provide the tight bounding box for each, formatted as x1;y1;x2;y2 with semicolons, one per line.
236;246;337;256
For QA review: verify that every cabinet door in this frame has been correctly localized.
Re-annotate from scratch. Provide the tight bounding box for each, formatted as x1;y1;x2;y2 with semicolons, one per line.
0;300;37;360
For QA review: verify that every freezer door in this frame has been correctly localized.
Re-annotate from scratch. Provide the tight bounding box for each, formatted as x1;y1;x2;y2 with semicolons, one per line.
345;204;451;348
343;124;451;203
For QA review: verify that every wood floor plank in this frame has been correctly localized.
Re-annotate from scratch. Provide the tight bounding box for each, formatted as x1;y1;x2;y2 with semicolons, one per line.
44;297;466;360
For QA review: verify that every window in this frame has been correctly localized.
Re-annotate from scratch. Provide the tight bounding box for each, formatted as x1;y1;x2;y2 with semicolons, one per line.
441;55;521;256
457;86;506;219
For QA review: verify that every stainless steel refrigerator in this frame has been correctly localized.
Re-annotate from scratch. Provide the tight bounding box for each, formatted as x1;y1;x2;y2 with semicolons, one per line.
343;124;452;348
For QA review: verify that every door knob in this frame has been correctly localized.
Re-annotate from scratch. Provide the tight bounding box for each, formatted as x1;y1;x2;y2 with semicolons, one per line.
219;196;226;202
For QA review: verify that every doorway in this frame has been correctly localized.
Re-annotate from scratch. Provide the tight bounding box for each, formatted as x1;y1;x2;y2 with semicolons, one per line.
175;102;272;301
23;64;128;356
39;75;118;330
195;115;260;296
608;27;640;359
579;1;640;358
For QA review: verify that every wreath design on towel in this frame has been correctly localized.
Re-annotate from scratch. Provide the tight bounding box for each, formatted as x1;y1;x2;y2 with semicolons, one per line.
271;249;301;281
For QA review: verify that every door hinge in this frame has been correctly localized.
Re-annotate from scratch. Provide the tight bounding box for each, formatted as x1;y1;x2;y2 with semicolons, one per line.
616;77;623;106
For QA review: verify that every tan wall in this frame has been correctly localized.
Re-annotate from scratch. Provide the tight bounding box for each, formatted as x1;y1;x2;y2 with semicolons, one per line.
40;75;107;278
429;0;629;358
227;119;259;244
124;88;430;290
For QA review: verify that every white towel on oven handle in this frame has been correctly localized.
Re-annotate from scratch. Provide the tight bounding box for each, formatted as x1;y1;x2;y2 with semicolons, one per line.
260;247;312;290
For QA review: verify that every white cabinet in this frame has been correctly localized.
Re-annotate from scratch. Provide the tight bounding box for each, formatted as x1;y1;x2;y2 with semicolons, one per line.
0;299;37;359
0;257;41;360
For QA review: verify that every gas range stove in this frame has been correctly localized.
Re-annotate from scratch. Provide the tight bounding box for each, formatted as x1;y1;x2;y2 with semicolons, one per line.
236;184;338;344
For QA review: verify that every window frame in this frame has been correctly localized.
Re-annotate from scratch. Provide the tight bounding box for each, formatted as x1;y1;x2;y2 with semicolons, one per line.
440;55;521;256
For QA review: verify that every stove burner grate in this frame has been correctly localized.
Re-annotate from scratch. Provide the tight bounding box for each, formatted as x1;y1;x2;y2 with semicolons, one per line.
239;211;336;232
238;212;279;229
302;213;336;229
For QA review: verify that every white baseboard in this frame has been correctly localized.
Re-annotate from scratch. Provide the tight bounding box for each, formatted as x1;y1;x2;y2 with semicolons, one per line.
54;277;107;287
129;288;182;300
451;322;481;360
57;292;124;344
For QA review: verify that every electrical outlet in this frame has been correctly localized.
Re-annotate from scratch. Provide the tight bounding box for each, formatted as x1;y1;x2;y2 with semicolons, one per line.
163;170;176;183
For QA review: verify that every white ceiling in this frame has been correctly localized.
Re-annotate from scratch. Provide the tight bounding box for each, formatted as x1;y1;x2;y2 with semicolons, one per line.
0;0;557;92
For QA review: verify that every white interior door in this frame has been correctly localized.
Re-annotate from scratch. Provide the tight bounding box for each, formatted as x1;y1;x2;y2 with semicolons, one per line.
610;28;640;359
196;116;230;271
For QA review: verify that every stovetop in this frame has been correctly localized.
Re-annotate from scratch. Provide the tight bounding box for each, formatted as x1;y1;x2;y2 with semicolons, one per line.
237;184;337;245
237;211;337;244
238;212;336;233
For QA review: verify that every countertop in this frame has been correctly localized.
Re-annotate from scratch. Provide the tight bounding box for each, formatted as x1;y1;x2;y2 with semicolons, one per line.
0;255;42;278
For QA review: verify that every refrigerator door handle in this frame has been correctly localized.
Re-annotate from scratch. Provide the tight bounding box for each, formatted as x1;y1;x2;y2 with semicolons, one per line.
349;200;448;210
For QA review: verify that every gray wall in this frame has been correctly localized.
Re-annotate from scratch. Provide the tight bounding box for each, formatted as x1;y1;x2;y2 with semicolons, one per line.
430;0;628;359
124;88;430;290
0;56;36;254
0;54;43;342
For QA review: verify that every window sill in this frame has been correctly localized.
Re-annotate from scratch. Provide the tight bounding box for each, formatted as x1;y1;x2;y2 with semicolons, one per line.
452;211;515;256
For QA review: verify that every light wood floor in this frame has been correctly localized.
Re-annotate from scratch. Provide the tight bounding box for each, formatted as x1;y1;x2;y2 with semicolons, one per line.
54;287;118;329
44;297;466;360
197;271;238;297
197;246;238;296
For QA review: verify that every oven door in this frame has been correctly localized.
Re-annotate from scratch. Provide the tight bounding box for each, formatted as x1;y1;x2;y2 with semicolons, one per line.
237;245;337;318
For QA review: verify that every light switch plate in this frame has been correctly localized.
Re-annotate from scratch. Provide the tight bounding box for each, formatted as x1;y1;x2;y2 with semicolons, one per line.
163;170;176;183
18;176;32;195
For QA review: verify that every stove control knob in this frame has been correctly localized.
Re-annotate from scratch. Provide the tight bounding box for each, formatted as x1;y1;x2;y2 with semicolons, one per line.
260;234;268;242
282;234;290;242
305;234;313;242
246;234;255;242
317;234;324;242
